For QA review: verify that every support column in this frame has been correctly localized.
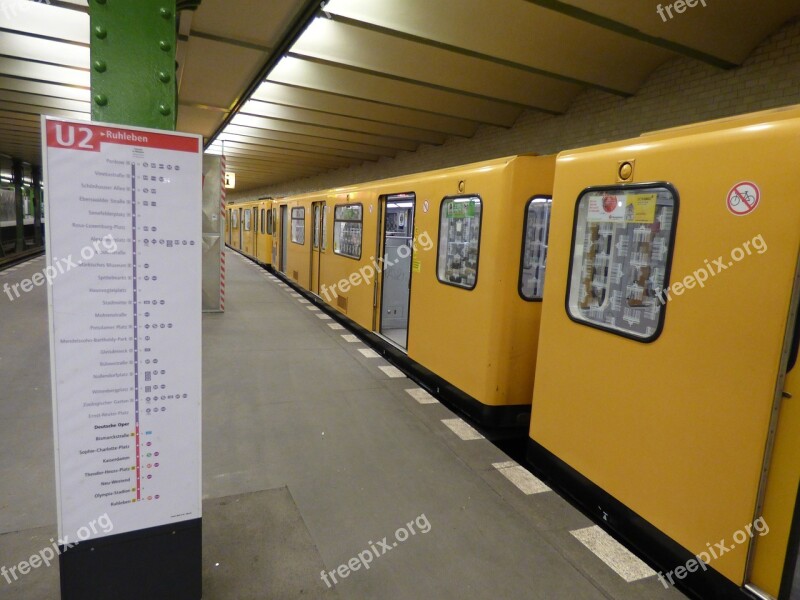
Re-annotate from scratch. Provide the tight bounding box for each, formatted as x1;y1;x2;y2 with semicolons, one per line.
12;159;24;253
90;0;177;130
32;165;42;248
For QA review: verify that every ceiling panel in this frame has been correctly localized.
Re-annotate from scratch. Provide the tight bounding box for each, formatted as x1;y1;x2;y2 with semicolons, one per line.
561;0;798;65
240;99;447;144
251;81;478;137
268;56;523;127
189;0;302;48
1;0;88;42
218;131;381;161
232;113;419;151
222;124;397;156
291;18;581;111
178;37;266;108
324;0;672;95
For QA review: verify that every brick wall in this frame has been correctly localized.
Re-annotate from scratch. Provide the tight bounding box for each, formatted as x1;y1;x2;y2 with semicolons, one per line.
231;17;800;201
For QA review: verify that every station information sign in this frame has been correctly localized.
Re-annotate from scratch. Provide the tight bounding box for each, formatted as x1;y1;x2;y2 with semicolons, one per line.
42;117;203;542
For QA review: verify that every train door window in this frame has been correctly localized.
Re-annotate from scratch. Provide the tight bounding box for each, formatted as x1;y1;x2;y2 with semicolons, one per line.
519;196;552;301
291;207;305;244
333;204;362;259
566;185;678;341
261;209;266;234
313;204;321;249
321;205;328;251
436;196;482;290
231;209;238;228
244;209;251;231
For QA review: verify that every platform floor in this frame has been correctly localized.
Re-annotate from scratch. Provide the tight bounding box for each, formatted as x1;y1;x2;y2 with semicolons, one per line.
0;252;688;599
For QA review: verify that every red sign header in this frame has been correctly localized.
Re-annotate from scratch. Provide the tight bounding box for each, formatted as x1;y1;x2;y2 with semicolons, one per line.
45;120;200;153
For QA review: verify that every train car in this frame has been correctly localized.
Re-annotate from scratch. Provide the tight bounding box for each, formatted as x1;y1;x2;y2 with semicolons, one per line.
273;155;556;427
527;108;800;598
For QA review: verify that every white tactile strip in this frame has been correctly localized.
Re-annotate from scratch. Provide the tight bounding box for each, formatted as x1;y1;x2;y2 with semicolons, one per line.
358;348;379;358
307;306;320;312
315;313;331;320
405;388;439;404
298;299;310;304
378;365;406;379
328;323;344;330
570;525;656;583
492;461;550;495
441;418;484;441
341;334;359;343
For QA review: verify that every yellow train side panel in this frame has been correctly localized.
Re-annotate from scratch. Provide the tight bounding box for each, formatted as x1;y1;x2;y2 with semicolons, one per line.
318;190;379;329
229;206;241;251
388;155;553;409
531;120;800;585
255;200;272;265
749;332;800;595
241;204;255;257
284;196;316;289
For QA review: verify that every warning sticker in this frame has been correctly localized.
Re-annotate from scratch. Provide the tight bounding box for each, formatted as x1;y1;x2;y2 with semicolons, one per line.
726;182;760;216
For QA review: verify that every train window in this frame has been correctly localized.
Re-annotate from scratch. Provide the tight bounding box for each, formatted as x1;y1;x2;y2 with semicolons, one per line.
260;209;266;234
267;208;273;235
566;184;678;342
322;205;328;251
313;204;321;249
333;204;362;259
437;196;482;290
519;196;552;301
231;209;238;228
244;209;251;231
291;207;305;244
272;208;277;234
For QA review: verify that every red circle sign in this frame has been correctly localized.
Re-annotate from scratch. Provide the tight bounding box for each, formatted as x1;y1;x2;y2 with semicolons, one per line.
602;195;617;213
726;182;760;216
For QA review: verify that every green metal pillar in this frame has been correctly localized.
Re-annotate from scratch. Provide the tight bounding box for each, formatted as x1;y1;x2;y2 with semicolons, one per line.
32;165;42;248
89;0;177;130
12;159;23;253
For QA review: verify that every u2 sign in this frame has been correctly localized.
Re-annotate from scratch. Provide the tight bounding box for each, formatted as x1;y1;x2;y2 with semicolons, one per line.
726;181;760;216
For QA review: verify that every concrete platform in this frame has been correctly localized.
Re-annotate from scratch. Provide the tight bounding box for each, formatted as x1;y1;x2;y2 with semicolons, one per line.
0;252;687;599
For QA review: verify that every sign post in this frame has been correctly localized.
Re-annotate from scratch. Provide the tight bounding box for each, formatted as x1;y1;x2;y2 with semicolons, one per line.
43;117;203;599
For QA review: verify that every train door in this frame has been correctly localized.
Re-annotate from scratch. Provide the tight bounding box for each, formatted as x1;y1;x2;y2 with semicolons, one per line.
746;280;800;599
238;208;243;249
311;201;325;295
271;207;278;266
376;193;415;349
253;207;259;257
280;205;288;273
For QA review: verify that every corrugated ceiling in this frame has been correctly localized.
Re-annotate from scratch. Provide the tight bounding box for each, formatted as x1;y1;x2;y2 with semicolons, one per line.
0;0;798;190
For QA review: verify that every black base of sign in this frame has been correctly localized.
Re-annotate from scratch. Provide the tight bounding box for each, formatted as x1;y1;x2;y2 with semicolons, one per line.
59;518;201;600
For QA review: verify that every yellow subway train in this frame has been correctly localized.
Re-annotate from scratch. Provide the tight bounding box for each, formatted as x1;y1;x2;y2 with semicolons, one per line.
243;155;556;427
227;106;800;599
